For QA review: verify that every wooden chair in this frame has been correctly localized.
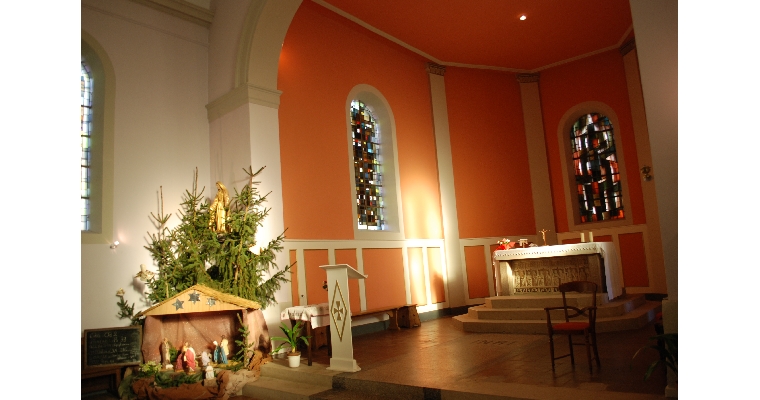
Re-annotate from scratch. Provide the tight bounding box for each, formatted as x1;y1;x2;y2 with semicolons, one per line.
544;280;600;372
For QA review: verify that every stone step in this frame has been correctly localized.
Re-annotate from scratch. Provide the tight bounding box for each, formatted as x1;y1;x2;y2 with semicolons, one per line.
485;293;616;309
470;295;646;320
242;375;332;400
241;359;338;400
259;358;339;387
452;300;661;334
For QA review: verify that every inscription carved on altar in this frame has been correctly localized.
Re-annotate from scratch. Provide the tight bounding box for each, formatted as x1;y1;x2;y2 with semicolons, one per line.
502;254;603;295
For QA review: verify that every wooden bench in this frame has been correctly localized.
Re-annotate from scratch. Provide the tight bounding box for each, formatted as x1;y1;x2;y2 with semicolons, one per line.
297;304;421;366
352;304;421;330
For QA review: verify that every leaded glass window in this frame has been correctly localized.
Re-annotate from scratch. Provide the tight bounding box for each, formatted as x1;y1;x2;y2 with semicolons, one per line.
351;100;385;230
81;59;92;231
570;113;624;222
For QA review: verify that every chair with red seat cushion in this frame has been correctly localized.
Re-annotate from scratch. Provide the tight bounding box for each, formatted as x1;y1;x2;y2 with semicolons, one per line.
544;280;600;372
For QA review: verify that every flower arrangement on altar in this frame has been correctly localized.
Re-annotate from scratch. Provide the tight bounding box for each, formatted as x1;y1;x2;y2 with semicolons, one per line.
496;238;516;251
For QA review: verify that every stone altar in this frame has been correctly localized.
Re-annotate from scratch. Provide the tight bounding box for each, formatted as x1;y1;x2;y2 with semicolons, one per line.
492;242;624;301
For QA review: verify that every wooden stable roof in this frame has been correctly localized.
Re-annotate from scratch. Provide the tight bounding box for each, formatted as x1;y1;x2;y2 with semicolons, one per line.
136;284;261;318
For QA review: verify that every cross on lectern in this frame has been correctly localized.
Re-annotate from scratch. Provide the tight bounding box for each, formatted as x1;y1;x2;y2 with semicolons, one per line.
333;301;344;321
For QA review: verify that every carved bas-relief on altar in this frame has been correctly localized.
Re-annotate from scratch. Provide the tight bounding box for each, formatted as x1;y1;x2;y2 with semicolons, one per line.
509;255;606;295
493;243;624;301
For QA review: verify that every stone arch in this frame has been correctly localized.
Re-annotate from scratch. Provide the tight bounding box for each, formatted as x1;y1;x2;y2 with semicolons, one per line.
236;0;302;92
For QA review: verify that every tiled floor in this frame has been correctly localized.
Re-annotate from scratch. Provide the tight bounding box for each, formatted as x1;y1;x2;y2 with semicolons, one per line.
83;315;671;399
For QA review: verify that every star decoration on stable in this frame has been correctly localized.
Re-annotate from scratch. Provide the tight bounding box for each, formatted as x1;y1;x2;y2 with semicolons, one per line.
189;291;201;304
173;299;184;310
206;297;216;307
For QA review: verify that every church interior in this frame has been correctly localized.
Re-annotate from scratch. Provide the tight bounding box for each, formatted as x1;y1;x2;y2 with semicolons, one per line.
77;0;681;398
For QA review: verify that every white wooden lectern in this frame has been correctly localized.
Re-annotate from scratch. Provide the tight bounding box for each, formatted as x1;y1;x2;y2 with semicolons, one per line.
319;264;367;372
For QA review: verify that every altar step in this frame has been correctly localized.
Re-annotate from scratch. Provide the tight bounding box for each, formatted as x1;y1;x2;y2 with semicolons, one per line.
452;294;661;334
242;359;338;400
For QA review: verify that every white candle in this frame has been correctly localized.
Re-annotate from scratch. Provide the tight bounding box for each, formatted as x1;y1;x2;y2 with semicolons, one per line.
589;232;594;242
580;233;585;242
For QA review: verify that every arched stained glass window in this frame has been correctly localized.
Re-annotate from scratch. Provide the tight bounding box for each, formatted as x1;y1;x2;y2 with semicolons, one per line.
81;59;93;231
571;113;624;222
351;100;385;230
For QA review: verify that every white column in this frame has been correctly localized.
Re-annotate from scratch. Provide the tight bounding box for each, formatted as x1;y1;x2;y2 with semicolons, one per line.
320;264;367;372
516;73;557;245
629;1;677;397
426;63;466;308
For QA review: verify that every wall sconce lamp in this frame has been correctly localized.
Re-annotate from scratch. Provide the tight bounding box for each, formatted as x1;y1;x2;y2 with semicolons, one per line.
640;166;652;181
110;240;120;249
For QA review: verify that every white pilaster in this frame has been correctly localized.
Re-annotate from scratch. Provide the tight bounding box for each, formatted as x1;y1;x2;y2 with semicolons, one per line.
427;63;466;308
516;74;557;245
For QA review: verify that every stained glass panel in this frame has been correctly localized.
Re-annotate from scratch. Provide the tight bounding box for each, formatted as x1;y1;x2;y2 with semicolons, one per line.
351;100;385;230
81;59;92;231
570;113;624;223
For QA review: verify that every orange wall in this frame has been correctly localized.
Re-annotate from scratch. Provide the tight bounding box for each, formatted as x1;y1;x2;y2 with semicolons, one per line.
464;245;490;299
618;232;649;287
304;249;329;305
362;248;406;310
278;1;442;240
539;50;645;233
427;248;445;304
445;67;536;238
407;247;427;306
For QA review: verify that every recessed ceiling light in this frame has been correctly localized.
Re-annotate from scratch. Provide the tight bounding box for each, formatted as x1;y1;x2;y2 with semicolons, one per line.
520;15;527;21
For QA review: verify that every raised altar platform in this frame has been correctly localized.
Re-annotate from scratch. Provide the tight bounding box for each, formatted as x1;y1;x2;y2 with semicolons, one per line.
493;242;624;301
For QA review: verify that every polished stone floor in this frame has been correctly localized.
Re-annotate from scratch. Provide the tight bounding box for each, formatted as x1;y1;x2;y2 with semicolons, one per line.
305;315;670;399
83;315;670;399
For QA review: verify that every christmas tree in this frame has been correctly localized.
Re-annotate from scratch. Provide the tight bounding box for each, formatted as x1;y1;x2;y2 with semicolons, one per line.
138;166;290;311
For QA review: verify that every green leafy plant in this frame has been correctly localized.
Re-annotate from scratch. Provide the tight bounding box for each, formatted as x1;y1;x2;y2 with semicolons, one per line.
633;332;677;381
235;313;254;366
137;361;161;377
139;166;291;308
154;371;203;388
271;321;310;355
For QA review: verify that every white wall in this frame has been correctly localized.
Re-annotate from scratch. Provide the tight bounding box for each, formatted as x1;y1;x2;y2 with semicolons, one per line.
81;0;210;333
208;0;250;101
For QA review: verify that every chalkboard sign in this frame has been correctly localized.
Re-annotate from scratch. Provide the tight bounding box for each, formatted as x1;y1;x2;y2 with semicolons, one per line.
84;326;143;368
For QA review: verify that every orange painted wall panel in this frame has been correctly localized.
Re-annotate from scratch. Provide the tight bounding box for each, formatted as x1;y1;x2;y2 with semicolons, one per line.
464;245;490;299
334;249;361;313
445;67;535;238
539;50;645;233
278;1;442;240
427;248;445;304
618;232;649;287
362;248;406;310
407;247;427;306
304;249;329;305
289;249;299;306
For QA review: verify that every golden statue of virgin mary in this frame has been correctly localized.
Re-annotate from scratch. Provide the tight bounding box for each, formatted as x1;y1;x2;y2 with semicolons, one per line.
209;181;230;233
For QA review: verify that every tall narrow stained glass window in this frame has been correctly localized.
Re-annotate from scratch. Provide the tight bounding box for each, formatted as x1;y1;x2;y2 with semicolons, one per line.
570;113;624;223
351;100;385;230
81;59;93;231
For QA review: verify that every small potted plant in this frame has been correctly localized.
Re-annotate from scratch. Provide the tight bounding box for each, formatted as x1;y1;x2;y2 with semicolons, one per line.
271;321;310;368
633;332;677;381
